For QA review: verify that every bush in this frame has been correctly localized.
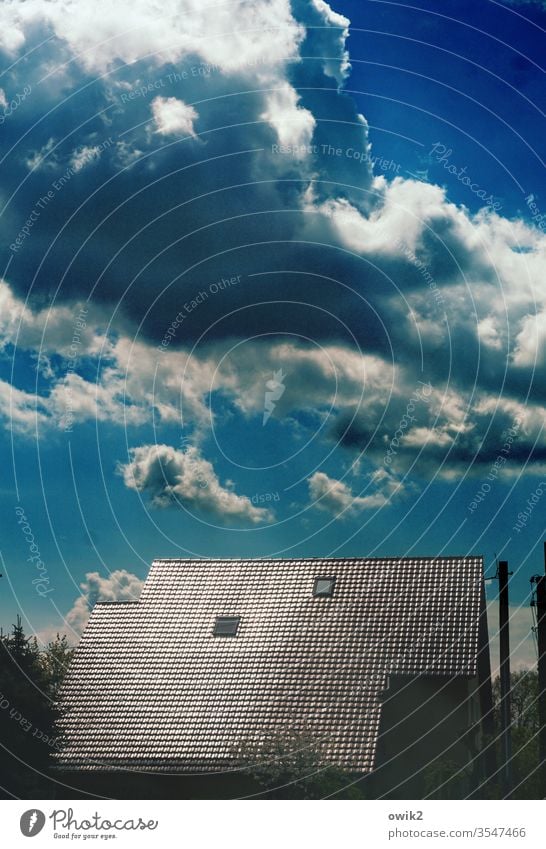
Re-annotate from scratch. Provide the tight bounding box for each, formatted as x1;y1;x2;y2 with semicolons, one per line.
232;725;365;799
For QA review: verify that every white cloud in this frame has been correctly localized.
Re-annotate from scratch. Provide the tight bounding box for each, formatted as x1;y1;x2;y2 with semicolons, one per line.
0;283;213;432
0;88;7;109
48;369;150;429
65;569;144;636
260;82;315;152
307;176;458;256
24;137;57;171
0;377;49;433
303;170;546;411
69;144;100;171
477;315;503;350
211;341;389;420
310;0;350;84
118;443;274;524
0;279;107;358
151;96;198;137
513;311;546;367
33;624;73;648
0;0;304;76
308;469;398;517
306;173;546;326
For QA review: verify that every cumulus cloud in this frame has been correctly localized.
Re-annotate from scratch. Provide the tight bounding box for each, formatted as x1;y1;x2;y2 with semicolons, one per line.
210;341;389;421
0;0;304;74
260;82;315;151
151;96;198;137
308;469;400;517
0;377;49;433
118;443;274;524
513;311;546;367
0;280;107;358
309;0;350;83
0;282;213;433
65;569;144;636
330;382;540;478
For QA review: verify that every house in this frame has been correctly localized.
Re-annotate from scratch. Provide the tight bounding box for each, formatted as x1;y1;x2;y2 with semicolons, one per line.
57;556;494;798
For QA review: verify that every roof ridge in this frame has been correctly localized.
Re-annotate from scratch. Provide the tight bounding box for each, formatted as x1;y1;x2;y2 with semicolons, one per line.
151;555;484;564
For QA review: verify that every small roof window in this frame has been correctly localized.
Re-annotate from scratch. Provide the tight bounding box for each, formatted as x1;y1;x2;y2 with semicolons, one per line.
313;576;336;598
214;616;240;637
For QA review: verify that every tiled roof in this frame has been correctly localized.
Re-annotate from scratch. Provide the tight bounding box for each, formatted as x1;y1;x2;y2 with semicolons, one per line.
57;556;485;773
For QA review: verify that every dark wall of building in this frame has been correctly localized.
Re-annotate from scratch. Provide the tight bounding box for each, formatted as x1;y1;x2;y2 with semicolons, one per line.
372;674;480;799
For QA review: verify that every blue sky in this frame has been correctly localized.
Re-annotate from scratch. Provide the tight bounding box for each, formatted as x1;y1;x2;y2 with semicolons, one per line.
0;0;545;667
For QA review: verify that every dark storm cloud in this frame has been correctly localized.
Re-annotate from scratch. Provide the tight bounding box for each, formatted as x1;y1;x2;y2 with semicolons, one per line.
0;0;379;354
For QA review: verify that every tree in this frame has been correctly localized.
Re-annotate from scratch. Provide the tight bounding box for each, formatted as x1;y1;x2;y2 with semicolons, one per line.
0;619;74;798
40;634;75;699
232;725;365;799
492;669;540;799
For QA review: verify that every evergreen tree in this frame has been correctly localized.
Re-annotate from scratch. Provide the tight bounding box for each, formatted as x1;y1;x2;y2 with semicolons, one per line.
40;634;75;699
0;619;73;798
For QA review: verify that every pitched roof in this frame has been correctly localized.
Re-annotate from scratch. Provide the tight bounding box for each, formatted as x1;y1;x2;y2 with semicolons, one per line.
58;556;486;773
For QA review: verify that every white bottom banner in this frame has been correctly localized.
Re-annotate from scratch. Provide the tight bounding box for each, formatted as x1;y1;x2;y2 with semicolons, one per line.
1;800;543;849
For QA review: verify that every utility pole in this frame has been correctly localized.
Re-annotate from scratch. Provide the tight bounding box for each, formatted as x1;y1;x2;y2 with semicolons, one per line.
498;560;512;796
531;543;546;796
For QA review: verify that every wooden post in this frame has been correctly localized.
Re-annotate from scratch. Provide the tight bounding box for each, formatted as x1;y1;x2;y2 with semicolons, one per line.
536;545;546;796
498;560;512;795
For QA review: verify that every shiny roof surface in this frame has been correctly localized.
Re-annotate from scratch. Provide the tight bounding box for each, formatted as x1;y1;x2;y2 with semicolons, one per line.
58;556;485;773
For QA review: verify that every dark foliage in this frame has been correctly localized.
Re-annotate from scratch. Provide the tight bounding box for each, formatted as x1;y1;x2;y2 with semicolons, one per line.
422;670;541;800
492;669;540;799
0;619;74;798
232;725;366;799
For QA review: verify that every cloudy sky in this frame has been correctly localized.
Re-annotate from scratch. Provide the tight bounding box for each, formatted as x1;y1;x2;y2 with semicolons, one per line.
0;0;545;667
